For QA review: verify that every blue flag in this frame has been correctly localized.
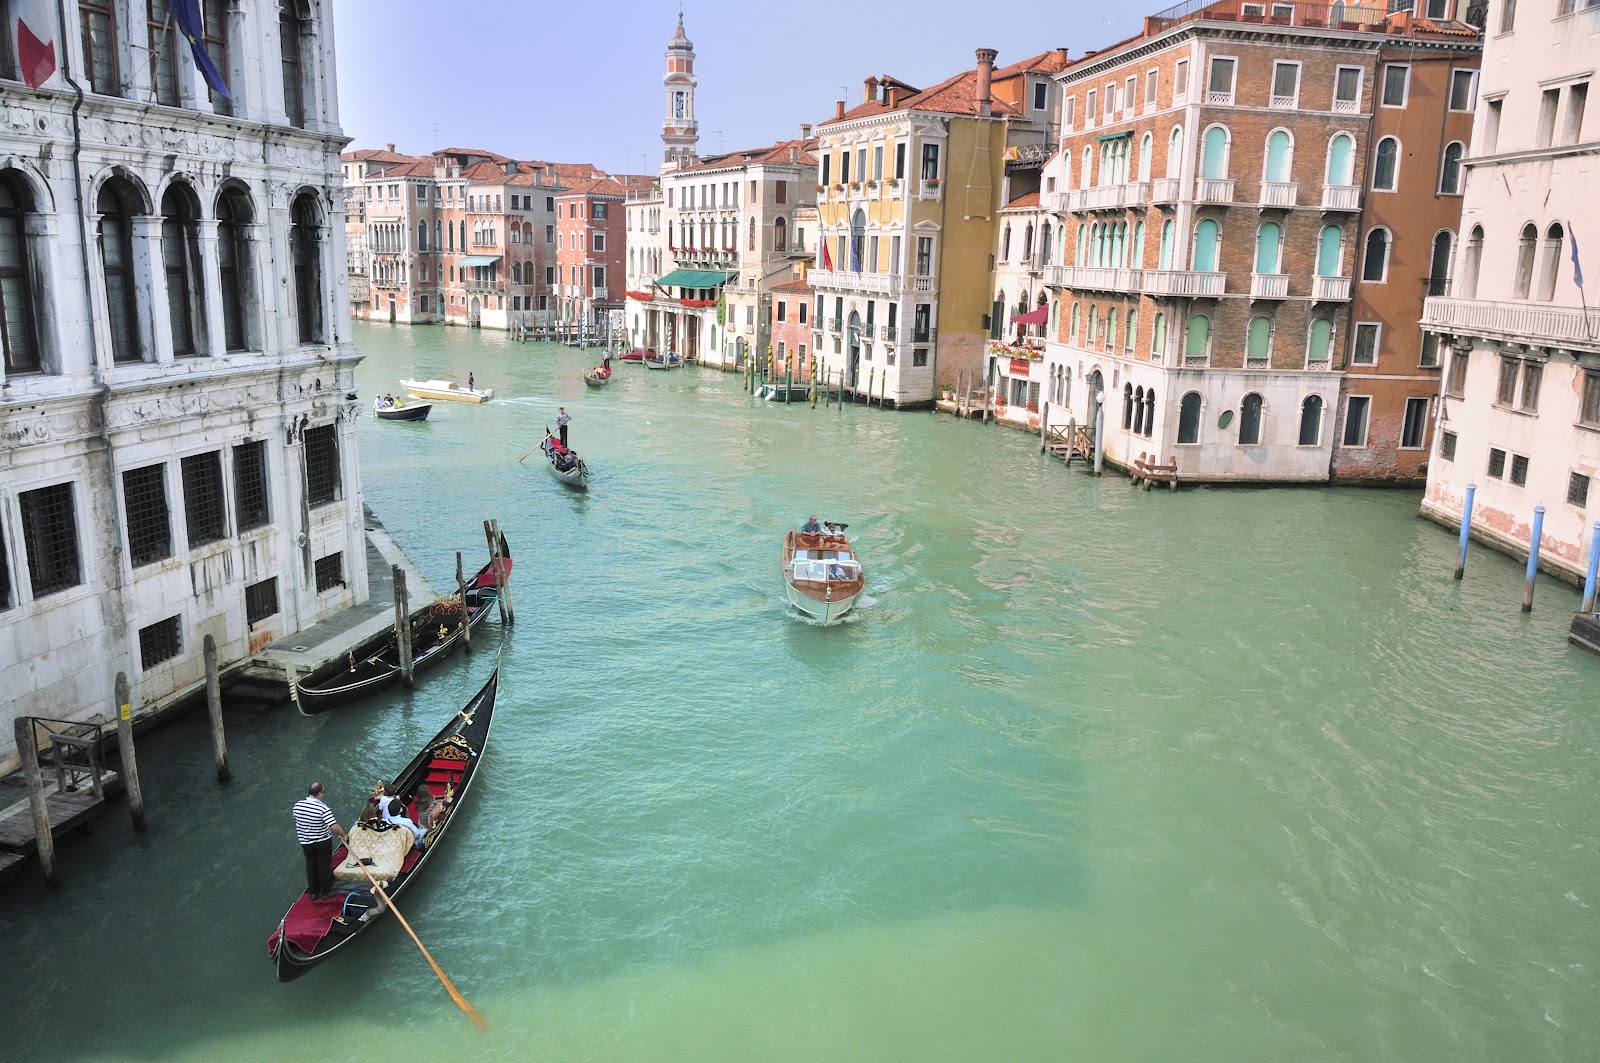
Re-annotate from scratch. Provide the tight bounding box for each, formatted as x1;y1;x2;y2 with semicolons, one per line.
167;0;232;102
1571;221;1585;291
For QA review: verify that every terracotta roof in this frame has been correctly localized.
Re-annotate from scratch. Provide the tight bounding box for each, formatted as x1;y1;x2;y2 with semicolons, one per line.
820;66;1021;127
994;49;1071;80
435;147;511;163
769;276;813;293
676;138;818;174
558;177;629;198
382;159;436;178
342;147;416;164
1002;190;1041;209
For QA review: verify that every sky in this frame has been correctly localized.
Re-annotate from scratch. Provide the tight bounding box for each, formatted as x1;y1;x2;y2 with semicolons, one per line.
332;0;1120;173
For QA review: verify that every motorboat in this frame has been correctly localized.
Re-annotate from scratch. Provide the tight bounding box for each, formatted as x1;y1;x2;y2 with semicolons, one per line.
782;522;864;625
399;378;494;403
373;397;431;421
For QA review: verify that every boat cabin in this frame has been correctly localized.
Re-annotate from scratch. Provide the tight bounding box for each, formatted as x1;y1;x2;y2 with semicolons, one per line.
790;552;861;582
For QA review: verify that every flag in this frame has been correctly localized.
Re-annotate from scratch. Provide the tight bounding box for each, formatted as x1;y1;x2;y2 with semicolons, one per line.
167;0;232;102
14;0;57;89
821;239;833;271
1571;221;1584;292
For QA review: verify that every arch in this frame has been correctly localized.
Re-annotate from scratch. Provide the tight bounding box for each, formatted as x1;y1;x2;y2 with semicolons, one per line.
1106;307;1118;350
1513;222;1538;298
160;182;206;357
290;191;324;344
1049;298;1059;335
1316;224;1343;277
1002;223;1012;260
1139;132;1153;181
1177;391;1202;443
98;176;146;363
1428;230;1453;295
1239;393;1263;445
0;169;41;371
1372;136;1399;191
1132;221;1146;268
1439;141;1464;195
1070;301;1080;340
1200;124;1230;179
1247;315;1272;363
1537;222;1566;302
417;219;428;251
1166;126;1183;179
1152;311;1166;358
458;219;466;251
1263;129;1293;183
1040;223;1052;265
1081;146;1093;188
1088;304;1098;345
1158;219;1175;270
1308;317;1334;363
1192;218;1220;271
1123;382;1135;429
1142;390;1156;436
1125;308;1138;353
1254;221;1282;274
1298;394;1324;446
1076;222;1087;265
1361;226;1390;282
774;216;788;251
1023;222;1035;261
1460;224;1484;300
1325;132;1355;186
511;261;522;284
1185;314;1210;363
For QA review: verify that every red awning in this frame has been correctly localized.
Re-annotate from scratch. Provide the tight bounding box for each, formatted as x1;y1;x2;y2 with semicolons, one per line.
1010;306;1049;325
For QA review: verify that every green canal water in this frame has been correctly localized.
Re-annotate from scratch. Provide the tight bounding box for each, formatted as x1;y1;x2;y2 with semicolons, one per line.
3;320;1598;1061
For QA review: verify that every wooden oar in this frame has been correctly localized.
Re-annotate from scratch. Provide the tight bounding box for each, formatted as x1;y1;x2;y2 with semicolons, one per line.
350;859;487;1030
516;441;540;463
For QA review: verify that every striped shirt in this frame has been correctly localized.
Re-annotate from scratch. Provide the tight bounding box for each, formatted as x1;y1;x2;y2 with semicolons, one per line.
292;796;336;845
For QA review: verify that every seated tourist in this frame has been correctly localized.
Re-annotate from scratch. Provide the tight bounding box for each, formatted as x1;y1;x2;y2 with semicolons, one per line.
383;795;426;848
413;786;444;829
801;516;821;533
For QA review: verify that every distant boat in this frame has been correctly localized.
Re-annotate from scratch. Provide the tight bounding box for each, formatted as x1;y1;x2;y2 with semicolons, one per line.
620;348;650;363
644;351;682;370
400;378;494;403
584;366;613;388
783;522;864;625
539;433;589;489
374;397;431;421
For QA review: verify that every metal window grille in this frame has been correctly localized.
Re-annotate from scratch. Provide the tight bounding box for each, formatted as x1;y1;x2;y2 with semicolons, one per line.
181;451;227;547
1510;454;1529;486
1568;472;1591;508
245;577;279;625
303;424;341;507
1487;448;1506;479
314;551;343;592
1440;431;1457;461
234;440;269;531
123;464;171;566
19;483;80;596
139;616;182;670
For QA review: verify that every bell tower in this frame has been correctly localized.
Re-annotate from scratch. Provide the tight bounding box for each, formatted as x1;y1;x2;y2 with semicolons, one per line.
661;13;699;168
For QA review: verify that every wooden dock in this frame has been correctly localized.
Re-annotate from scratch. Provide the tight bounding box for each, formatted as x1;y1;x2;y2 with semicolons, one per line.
0;767;121;856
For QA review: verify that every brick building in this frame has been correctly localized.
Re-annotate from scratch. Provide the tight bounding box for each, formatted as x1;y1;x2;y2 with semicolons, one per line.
555;176;650;341
769;275;815;377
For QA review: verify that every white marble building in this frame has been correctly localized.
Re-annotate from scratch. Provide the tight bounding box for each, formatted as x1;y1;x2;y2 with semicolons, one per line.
0;0;364;769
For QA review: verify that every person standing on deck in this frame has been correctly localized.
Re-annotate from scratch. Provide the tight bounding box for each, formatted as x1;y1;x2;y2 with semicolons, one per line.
468;371;476;391
557;407;570;447
293;782;347;901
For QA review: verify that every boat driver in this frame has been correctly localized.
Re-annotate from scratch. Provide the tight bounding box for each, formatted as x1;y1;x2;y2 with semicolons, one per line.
802;516;821;534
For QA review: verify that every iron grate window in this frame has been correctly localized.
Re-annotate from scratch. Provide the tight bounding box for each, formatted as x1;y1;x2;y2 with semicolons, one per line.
1568;472;1591;508
181;451;227;548
19;483;81;596
1487;448;1506;479
314;551;343;592
234;440;269;531
139;616;182;670
1510;454;1529;486
304;424;341;507
245;577;280;625
1440;430;1457;461
123;464;172;566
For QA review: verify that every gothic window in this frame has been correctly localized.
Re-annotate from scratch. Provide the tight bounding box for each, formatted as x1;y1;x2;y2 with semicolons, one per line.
160;184;206;356
98;177;146;363
279;1;310;128
290;192;324;344
0;172;41;373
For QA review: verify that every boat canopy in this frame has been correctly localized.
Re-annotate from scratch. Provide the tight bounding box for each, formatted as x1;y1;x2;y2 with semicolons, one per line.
791;559;860;582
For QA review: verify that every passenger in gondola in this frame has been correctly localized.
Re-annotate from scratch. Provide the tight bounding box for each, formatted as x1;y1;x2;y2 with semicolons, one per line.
384;795;426;848
802;516;822;534
414;786;444;830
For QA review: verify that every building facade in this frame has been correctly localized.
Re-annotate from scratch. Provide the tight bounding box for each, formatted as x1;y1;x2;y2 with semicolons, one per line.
1420;0;1599;580
555;177;640;339
0;0;364;767
769;275;815;377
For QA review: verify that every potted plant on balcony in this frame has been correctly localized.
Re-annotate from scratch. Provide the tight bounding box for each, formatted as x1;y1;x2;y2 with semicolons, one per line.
866;180;878;191
925;178;941;189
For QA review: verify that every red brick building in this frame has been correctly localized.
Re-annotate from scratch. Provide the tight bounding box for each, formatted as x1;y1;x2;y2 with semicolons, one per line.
555;175;651;340
769;275;814;378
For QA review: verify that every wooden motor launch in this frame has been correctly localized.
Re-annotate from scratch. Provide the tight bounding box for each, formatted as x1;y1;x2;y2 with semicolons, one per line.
399;378;494;403
782;522;865;625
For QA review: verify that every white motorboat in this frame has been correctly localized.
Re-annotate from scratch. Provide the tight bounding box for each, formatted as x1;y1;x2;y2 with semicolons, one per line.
783;523;864;625
399;378;494;403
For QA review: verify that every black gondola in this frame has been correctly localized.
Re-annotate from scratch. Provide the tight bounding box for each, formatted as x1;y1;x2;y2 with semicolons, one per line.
268;669;498;981
293;542;511;712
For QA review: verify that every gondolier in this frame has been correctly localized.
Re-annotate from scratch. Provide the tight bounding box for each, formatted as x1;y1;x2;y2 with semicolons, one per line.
557;407;570;446
292;782;347;901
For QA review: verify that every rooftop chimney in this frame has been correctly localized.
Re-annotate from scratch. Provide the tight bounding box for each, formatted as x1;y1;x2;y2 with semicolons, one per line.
386;143;395;152
835;99;845;120
975;48;998;118
800;122;812;140
865;76;880;105
886;86;903;108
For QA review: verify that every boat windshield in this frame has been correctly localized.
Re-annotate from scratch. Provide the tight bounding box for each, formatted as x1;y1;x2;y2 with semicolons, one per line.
791;559;860;582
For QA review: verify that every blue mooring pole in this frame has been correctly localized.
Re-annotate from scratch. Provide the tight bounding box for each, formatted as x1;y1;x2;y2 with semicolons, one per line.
1522;504;1546;612
1583;522;1600;613
1454;482;1477;580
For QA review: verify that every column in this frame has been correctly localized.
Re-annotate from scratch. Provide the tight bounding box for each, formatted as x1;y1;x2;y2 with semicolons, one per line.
198;219;227;357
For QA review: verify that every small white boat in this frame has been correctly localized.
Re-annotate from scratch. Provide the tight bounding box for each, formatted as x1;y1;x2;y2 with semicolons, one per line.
783;523;864;625
400;378;494;403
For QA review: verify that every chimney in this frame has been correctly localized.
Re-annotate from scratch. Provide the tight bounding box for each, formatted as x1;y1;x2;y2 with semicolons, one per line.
800;122;812;141
790;145;798;164
887;85;903;109
386;143;395;152
835;99;845;120
864;76;880;105
975;48;998;118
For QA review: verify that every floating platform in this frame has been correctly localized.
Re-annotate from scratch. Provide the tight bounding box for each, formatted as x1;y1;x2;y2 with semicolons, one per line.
1568;612;1600;655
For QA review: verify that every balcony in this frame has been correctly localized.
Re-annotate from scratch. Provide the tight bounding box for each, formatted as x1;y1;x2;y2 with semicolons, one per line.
1321;184;1359;211
808;269;906;296
1250;273;1289;299
1269;94;1298;110
827;317;842;334
1143;270;1225;297
910;328;937;345
1149;177;1180;204
1042;190;1071;213
1312;275;1352;302
919;179;942;200
880;325;898;342
910;274;935;293
1259;182;1298;208
1206;90;1234;106
1123;181;1149;207
1049;266;1144;293
1195;178;1234;204
1420;297;1600;355
1081;185;1128;211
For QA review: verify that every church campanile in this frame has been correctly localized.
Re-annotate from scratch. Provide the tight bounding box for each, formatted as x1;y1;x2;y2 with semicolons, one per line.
661;13;699;167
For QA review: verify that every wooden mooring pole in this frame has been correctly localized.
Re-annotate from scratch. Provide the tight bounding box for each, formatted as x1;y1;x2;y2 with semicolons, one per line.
14;716;55;881
114;671;146;829
484;520;515;625
456;552;472;653
203;635;230;782
393;565;415;687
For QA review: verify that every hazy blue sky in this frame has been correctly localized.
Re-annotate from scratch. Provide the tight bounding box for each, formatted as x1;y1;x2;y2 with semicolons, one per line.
332;0;1117;173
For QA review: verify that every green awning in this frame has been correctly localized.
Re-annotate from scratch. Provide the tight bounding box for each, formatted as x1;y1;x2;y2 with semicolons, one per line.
655;268;736;288
459;254;501;267
1094;131;1132;141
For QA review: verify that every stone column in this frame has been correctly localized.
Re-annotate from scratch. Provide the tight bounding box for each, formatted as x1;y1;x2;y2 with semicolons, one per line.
132;215;174;365
198;218;228;358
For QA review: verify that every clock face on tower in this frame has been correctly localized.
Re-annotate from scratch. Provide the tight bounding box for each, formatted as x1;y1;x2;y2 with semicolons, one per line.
674;92;686;119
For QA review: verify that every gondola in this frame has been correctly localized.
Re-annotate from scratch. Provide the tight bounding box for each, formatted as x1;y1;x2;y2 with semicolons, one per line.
584;366;612;388
539;433;589;489
619;348;650;363
293;543;511;712
643;351;682;370
268;669;498;982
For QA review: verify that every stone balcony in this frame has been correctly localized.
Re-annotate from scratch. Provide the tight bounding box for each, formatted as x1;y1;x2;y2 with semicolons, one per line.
1250;273;1289;299
1041;190;1071;214
1142;269;1226;297
1195;178;1234;204
1422;297;1600;355
1046;265;1144;293
1260;182;1298;208
1149;177;1180;204
1067;182;1150;212
1321;185;1360;211
1312;275;1352;302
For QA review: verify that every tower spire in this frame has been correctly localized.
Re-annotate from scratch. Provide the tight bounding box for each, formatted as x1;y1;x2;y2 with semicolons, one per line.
661;13;699;168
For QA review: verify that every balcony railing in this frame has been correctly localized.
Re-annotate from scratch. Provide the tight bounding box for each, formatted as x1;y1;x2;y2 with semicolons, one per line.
1042;190;1071;213
1049;266;1145;293
1250;273;1289;299
911;274;935;292
1143;270;1226;297
1260;181;1298;208
880;325;898;342
1149;177;1180;204
910;328;937;344
919;179;942;199
1321;184;1360;210
1269;94;1298;109
1421;297;1600;355
827;317;842;334
808;268;907;296
1123;181;1149;207
1312;275;1352;301
1206;90;1234;106
1195;178;1234;204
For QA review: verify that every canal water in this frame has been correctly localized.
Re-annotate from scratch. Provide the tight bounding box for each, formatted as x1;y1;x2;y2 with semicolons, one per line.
3;320;1597;1061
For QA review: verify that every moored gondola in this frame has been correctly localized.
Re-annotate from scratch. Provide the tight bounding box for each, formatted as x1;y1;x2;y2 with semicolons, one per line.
268;669;499;981
294;542;511;712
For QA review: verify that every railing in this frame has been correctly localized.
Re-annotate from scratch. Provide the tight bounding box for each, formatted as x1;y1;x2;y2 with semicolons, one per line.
1081;184;1128;211
919;179;942;199
880;325;898;341
1260;181;1298;207
827;318;842;334
1146;0;1398;35
1321;184;1360;210
1143;270;1226;297
1051;266;1145;292
1041;191;1070;215
1270;94;1298;109
911;275;935;292
1251;273;1289;299
1421;297;1600;354
1149;177;1180;204
1312;275;1352;301
910;328;936;344
1195;178;1234;204
1206;90;1235;106
1426;277;1449;297
808;269;905;295
1123;181;1149;207
1332;98;1360;114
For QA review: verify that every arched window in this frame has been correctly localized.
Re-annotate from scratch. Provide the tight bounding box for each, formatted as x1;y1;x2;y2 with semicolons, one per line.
1264;130;1292;184
770;216;785;252
161;184;205;356
1070;301;1080;340
1239;393;1263;445
1254;221;1282;274
1076;223;1086;265
848;210;864;269
1326;133;1355;186
1316;225;1343;277
1184;314;1210;363
1081;146;1093;188
1513;222;1538;298
1040;224;1052;265
0;172;41;372
1166;127;1183;179
1372;136;1399;191
417;220;428;251
1298;395;1323;446
1123;382;1135;429
1192;218;1220;271
458;219;466;251
1142;391;1156;436
1247;316;1272;364
1125;308;1138;353
1088;305;1098;345
446;219;454;252
512;261;521;284
1200;125;1229;179
1439;141;1464;195
1307;318;1334;363
279;1;311;128
1049;298;1059;335
1002;224;1012;260
1428;231;1453;296
1023;223;1034;260
1178;391;1202;443
1460;225;1484;300
1152;311;1166;358
1158;219;1175;270
98;178;145;363
1106;307;1118;351
1537;223;1565;302
290;192;324;344
1132;221;1146;268
1139;132;1153;181
1361;227;1390;282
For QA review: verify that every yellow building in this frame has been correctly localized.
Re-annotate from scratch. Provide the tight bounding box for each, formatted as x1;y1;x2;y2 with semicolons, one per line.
810;48;1066;406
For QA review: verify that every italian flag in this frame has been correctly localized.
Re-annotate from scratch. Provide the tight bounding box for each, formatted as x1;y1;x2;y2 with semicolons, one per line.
14;0;57;90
